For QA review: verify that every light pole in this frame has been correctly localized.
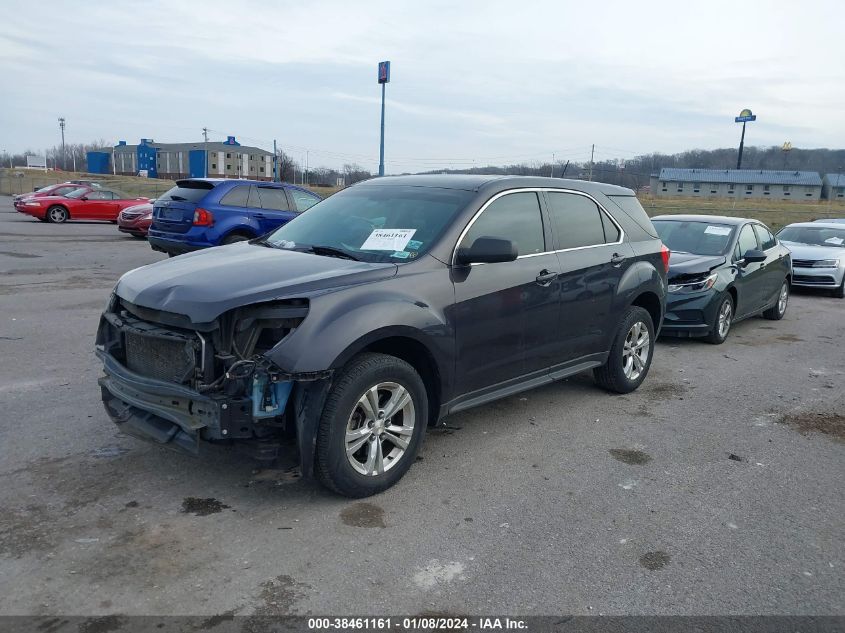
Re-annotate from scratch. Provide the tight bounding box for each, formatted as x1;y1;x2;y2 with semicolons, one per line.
734;108;756;170
58;117;66;171
377;61;390;177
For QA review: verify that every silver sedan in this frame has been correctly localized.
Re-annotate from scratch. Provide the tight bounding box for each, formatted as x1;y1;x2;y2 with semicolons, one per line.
777;222;845;297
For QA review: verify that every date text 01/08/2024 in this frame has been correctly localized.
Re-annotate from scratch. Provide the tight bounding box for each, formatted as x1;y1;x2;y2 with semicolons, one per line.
307;618;528;630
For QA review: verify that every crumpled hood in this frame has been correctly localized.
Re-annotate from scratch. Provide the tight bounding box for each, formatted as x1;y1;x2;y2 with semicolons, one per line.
667;252;726;280
780;241;844;261
115;242;397;323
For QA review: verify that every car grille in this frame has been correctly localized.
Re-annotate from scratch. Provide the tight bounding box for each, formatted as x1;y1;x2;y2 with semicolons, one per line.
792;259;816;268
793;274;836;285
124;328;197;383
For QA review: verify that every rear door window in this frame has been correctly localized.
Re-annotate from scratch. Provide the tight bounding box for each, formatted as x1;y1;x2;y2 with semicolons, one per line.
247;186;262;209
462;192;545;256
257;187;291;211
546;192;607;249
220;185;250;207
289;189;321;212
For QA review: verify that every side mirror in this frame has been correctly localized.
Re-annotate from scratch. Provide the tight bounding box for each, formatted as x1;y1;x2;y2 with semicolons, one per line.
80;196;88;201
456;236;518;265
742;249;766;264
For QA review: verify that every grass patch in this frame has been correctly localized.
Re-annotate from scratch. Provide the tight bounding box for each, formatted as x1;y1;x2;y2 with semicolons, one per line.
639;195;845;231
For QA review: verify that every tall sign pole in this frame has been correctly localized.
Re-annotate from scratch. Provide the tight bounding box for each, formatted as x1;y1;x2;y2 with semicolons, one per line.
378;61;390;177
58;117;66;171
734;108;756;170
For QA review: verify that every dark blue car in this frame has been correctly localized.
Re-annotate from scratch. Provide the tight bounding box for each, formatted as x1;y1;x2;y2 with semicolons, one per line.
148;178;322;256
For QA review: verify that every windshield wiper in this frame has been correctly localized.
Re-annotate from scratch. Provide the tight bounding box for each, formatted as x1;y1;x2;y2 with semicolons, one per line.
307;245;361;261
168;195;187;201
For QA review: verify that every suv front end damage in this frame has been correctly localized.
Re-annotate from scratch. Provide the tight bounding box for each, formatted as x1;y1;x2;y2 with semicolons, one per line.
95;294;331;467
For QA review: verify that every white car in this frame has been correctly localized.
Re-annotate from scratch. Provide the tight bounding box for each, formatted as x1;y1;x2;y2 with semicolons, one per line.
777;222;845;297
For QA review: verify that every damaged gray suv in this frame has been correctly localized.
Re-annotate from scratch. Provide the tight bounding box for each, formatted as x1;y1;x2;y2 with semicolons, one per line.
97;175;667;497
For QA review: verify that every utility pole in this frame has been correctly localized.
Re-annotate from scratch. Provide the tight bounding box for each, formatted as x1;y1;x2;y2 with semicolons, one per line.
202;127;208;177
588;144;595;181
273;139;278;182
305;150;309;186
550;152;555;178
58;117;66;171
377;61;391;177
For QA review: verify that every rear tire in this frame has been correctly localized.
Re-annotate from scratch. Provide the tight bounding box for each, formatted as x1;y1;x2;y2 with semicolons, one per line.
222;233;251;245
704;294;733;344
593;306;654;394
763;280;789;320
46;205;69;223
315;353;427;498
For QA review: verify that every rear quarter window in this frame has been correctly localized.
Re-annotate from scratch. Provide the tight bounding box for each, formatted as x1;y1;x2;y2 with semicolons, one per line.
607;195;658;238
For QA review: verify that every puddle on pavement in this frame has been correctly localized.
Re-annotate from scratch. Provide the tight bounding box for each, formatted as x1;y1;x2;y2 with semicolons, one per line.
340;502;386;528
181;497;231;516
609;449;652;465
780;411;845;442
639;551;671;570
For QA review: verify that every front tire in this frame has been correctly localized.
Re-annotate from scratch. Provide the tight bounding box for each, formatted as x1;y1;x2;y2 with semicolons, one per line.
763;280;789;320
593;306;654;394
705;293;734;344
832;279;845;299
315;353;427;497
46;205;69;223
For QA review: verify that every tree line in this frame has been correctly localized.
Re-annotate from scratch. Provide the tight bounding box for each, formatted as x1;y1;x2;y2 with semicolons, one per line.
3;142;843;190
417;146;845;190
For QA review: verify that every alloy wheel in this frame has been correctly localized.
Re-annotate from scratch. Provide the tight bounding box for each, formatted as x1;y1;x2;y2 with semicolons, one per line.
718;300;733;338
345;382;415;476
622;321;650;381
777;283;788;315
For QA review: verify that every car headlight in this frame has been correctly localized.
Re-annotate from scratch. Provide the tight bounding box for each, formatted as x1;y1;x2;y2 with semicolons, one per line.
668;272;718;293
812;259;840;268
24;201;41;206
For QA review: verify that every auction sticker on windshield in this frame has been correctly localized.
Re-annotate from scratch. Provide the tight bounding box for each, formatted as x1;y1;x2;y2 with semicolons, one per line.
361;229;417;251
704;225;732;236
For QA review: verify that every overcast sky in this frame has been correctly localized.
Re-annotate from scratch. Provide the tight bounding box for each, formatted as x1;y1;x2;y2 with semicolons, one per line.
1;0;843;173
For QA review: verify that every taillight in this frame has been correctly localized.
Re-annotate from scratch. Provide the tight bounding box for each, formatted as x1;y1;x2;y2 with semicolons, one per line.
193;207;213;226
660;244;670;273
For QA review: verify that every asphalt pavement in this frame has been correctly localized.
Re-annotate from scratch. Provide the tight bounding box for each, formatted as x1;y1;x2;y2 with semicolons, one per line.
0;195;842;617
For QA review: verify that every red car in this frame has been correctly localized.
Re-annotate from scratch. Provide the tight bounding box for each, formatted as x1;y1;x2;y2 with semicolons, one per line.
13;183;95;209
117;202;153;238
18;188;150;223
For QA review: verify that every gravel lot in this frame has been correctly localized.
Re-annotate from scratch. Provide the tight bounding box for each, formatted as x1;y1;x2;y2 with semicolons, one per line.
0;195;842;617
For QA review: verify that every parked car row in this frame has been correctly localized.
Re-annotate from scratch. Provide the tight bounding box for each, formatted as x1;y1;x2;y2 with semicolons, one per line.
15;185;150;223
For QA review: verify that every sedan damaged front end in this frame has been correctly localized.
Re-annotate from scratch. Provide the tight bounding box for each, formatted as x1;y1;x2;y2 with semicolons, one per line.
95;293;330;466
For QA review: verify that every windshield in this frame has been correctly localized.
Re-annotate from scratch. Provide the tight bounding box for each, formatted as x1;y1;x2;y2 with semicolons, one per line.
653;220;736;256
35;185;57;193
777;226;845;248
65;188;91;199
264;185;474;263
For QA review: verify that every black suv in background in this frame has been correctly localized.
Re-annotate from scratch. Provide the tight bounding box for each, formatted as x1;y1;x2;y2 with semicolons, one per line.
96;175;668;497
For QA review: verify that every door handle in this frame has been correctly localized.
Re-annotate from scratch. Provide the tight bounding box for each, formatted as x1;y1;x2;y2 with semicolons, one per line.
610;252;626;266
535;270;558;285
253;213;266;219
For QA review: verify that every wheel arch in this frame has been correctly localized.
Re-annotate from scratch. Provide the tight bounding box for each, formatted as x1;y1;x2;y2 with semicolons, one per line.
630;290;662;333
331;329;444;427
